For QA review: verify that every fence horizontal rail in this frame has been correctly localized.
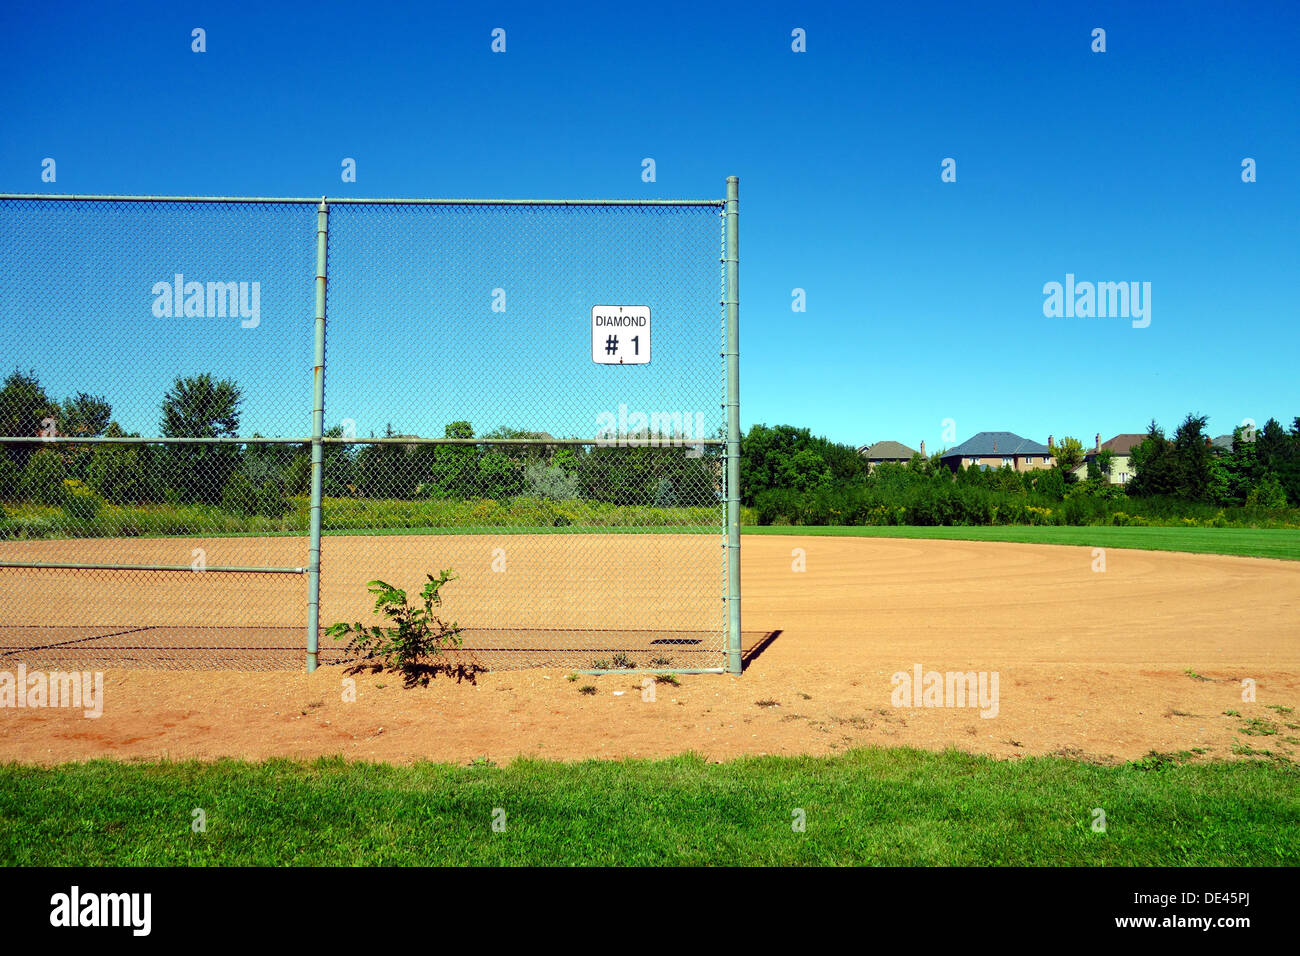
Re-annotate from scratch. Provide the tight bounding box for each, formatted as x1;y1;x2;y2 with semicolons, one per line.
0;193;725;207
0;561;306;573
2;436;728;446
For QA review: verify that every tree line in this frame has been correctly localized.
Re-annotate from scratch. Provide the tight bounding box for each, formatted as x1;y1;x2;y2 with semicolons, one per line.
0;369;720;516
742;415;1300;527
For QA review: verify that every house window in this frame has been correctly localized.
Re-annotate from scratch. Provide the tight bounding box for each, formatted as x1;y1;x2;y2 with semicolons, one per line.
1025;456;1034;465
1120;472;1129;483
1002;457;1013;466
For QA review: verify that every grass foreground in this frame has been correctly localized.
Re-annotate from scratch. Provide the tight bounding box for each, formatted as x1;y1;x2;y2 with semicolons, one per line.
743;524;1300;561
1;748;1295;866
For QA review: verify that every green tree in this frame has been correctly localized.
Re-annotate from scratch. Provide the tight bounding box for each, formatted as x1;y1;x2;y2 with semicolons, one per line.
1168;413;1214;502
159;374;243;504
1030;465;1065;500
1050;436;1085;483
19;447;67;505
1094;449;1115;479
1246;473;1288;509
992;464;1026;494
357;424;423;500
0;369;56;474
53;392;113;482
807;434;869;484
1255;417;1300;505
955;461;985;486
741;424;832;504
57;393;112;438
1126;421;1175;498
422;421;479;498
86;422;158;504
320;423;356;496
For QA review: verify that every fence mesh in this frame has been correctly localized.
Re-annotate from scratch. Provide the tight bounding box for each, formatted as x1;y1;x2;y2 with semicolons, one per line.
0;195;732;672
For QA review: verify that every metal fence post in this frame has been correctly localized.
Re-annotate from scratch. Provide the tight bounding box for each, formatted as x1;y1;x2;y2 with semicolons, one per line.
725;176;742;675
306;197;329;672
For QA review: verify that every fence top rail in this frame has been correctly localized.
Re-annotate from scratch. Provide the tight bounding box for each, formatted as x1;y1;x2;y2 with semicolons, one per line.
2;435;727;446
0;193;725;207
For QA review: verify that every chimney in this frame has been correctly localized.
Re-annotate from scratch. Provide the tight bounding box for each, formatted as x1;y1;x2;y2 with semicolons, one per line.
920;440;926;457
1048;434;1054;450
993;439;998;453
1095;433;1101;453
1205;436;1212;447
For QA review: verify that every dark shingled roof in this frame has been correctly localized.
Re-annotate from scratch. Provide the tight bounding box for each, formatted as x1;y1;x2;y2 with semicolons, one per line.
940;431;1050;458
1096;433;1146;455
859;440;919;460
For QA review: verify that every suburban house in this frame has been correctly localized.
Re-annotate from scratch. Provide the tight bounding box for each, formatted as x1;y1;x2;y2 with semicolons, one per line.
858;440;921;472
1074;433;1146;484
939;432;1053;473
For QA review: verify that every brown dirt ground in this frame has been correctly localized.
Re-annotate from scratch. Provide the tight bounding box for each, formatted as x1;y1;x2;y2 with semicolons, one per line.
1;534;1298;766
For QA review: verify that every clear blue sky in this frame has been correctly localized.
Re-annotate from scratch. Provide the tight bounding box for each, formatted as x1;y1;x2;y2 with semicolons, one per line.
1;0;1296;450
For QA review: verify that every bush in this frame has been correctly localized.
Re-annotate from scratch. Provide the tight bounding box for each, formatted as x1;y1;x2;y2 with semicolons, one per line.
86;443;156;504
524;462;581;501
477;451;523;499
0;454;18;497
220;469;291;518
326;570;462;685
60;479;100;523
1246;474;1289;510
18;448;67;505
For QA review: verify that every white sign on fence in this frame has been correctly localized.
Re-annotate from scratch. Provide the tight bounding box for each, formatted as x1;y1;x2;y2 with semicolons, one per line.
591;305;651;365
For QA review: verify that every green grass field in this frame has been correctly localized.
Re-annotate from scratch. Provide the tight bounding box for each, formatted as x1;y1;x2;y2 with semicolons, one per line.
1;749;1295;866
742;525;1300;561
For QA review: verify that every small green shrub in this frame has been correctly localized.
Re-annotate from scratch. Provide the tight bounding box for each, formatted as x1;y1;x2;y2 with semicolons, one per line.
221;469;291;518
326;570;462;684
0;455;19;497
19;448;67;505
60;479;100;523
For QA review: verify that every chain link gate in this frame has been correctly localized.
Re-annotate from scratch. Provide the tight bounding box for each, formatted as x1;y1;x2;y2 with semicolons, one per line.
0;183;741;674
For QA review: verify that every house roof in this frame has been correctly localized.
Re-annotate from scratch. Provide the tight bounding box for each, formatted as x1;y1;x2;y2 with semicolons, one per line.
1211;434;1234;450
859;440;918;460
940;431;1049;458
1094;433;1146;456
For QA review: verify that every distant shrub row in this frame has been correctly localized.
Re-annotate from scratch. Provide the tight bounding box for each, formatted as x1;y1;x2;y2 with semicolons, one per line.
0;494;753;541
753;483;1300;530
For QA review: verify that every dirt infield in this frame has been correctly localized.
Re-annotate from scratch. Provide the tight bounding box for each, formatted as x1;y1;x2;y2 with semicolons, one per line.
0;532;725;670
1;534;1297;765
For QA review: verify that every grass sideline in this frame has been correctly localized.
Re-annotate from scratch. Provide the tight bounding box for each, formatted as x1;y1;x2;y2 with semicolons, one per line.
1;749;1295;866
742;525;1300;561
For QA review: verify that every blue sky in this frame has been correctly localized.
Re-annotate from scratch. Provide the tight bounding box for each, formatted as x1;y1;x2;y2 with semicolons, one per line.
1;0;1297;450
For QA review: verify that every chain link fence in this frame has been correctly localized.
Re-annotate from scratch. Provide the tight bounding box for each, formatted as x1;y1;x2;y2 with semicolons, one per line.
0;189;741;673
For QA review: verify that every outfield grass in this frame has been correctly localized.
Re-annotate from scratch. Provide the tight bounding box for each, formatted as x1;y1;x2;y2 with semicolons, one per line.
1;749;1295;866
742;524;1300;561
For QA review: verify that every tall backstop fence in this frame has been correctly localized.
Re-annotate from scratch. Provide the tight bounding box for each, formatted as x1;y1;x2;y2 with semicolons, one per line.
0;182;742;673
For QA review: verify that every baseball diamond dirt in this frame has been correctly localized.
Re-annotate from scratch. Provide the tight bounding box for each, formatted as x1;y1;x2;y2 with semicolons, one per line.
0;534;1296;765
